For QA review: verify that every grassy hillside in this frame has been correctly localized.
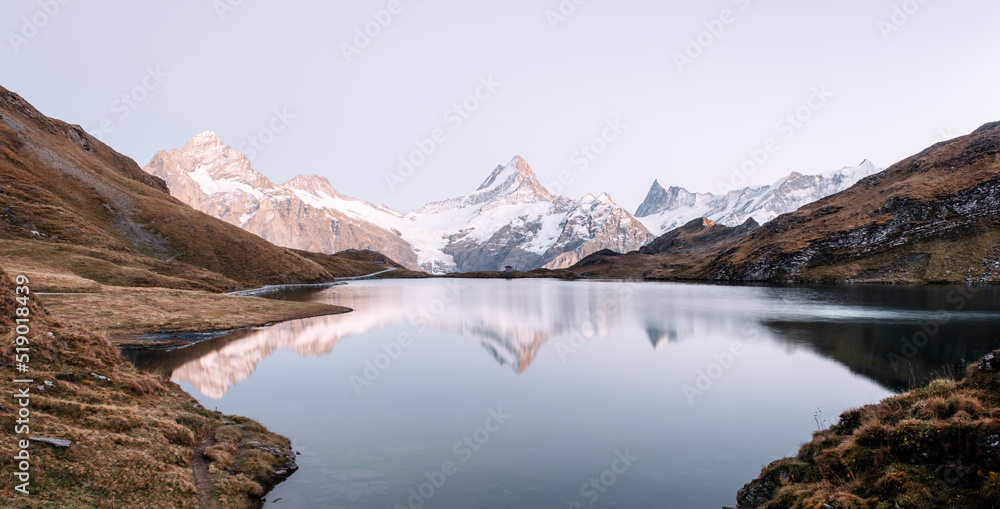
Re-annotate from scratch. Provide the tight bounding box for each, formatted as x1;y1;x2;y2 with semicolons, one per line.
0;86;422;292
564;123;1000;284
704;122;1000;283
0;267;297;508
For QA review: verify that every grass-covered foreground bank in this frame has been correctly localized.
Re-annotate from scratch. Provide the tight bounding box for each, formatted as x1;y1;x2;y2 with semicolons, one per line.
732;351;1000;508
0;267;298;508
39;286;350;347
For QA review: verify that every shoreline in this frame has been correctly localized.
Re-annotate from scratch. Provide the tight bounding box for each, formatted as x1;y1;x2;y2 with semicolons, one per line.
226;281;348;297
727;351;1000;508
111;306;354;351
0;269;305;509
99;277;1000;508
35;285;353;348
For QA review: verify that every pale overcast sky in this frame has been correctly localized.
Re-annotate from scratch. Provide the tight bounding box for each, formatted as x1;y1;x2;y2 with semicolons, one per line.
3;0;999;211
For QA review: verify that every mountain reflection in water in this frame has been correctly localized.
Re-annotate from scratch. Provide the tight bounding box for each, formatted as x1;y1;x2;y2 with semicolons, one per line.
124;280;1000;399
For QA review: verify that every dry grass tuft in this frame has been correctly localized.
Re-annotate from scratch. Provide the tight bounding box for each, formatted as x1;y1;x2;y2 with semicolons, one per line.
0;267;296;508
736;349;1000;508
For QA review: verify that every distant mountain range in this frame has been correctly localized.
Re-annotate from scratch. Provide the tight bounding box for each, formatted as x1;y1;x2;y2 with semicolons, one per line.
560;122;1000;284
4;80;994;286
145;132;881;274
635;160;882;235
146;133;653;273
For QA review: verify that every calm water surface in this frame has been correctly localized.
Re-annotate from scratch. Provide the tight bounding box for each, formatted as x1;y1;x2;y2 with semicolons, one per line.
125;280;1000;509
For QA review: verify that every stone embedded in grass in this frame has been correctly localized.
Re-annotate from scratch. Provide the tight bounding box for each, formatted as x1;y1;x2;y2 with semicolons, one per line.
979;353;997;372
30;437;72;448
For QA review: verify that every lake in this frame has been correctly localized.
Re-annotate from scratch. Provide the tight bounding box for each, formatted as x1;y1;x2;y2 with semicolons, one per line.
125;280;1000;509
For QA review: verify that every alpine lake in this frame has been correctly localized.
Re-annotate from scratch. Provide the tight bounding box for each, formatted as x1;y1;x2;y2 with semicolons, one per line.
124;279;1000;509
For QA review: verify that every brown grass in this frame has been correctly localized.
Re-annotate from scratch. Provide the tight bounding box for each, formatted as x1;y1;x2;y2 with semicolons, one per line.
0;266;296;508
736;365;1000;508
36;286;349;341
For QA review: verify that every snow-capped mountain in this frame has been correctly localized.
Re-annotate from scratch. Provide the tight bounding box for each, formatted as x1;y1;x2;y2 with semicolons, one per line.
403;156;653;272
635;160;883;235
144;132;421;269
144;133;653;273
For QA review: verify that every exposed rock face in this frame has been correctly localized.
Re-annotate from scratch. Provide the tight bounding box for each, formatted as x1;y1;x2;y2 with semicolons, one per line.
635;161;882;235
146;138;653;273
640;217;759;256
540;195;655;269
562;217;760;279
145;132;421;270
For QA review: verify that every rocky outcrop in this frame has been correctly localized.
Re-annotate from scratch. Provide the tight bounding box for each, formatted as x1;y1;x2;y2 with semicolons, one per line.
640;217;759;256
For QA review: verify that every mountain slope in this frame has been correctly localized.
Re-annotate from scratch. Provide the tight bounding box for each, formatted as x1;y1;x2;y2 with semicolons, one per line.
0;86;400;291
573;123;1000;283
145;132;421;270
558;122;1000;284
635;161;882;235
699;122;1000;283
146;139;654;273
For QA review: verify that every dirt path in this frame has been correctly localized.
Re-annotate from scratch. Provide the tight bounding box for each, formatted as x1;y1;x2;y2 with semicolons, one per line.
193;431;218;509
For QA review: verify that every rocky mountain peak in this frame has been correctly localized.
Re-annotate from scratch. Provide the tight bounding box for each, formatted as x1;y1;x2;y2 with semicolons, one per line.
467;155;555;206
182;131;234;157
973;121;1000;135
190;130;224;143
636;180;701;218
283;174;340;197
683;217;718;230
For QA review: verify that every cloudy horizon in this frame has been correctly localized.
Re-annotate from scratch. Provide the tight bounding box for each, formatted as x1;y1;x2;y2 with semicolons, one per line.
3;0;998;211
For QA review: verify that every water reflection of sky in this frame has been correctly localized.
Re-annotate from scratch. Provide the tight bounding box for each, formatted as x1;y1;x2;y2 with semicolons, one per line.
124;280;1000;509
126;280;1000;398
